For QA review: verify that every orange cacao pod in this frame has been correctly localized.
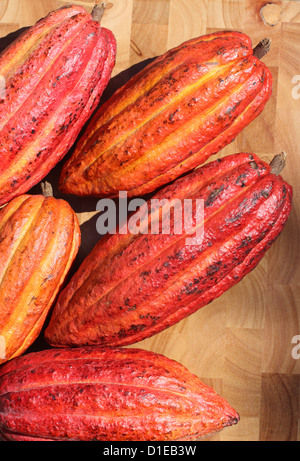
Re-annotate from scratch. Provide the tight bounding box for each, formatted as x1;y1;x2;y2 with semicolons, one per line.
45;152;292;348
0;346;239;441
0;194;80;364
59;31;272;198
0;5;116;206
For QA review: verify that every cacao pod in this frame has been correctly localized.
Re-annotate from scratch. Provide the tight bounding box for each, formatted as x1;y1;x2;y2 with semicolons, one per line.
59;31;272;198
45;152;292;348
0;5;116;206
0;193;80;364
0;346;239;441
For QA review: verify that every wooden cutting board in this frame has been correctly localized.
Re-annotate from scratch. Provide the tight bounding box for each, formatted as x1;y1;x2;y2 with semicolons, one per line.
0;0;299;442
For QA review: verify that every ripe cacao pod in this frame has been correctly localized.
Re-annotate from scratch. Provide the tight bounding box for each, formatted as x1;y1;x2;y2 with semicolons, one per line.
0;346;239;441
0;4;116;206
0;194;80;364
59;31;272;198
45;152;292;348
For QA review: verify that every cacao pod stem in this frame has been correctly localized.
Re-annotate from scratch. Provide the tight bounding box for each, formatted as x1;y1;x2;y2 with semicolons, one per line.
91;3;105;22
41;181;53;197
270;152;287;176
253;38;271;59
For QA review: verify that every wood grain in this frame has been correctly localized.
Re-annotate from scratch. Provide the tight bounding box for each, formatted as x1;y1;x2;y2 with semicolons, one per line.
0;0;299;442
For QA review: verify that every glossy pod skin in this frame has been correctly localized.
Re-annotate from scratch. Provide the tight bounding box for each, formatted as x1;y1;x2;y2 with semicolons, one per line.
45;152;292;348
0;5;116;206
0;194;80;364
59;31;272;198
0;346;239;441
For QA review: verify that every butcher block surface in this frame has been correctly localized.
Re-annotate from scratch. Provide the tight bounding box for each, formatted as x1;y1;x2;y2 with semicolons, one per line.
0;0;300;442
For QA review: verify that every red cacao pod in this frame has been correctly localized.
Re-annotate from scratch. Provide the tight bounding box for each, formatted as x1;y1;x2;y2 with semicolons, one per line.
0;5;116;206
0;346;239;441
59;31;272;198
45;152;292;348
0;194;80;364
